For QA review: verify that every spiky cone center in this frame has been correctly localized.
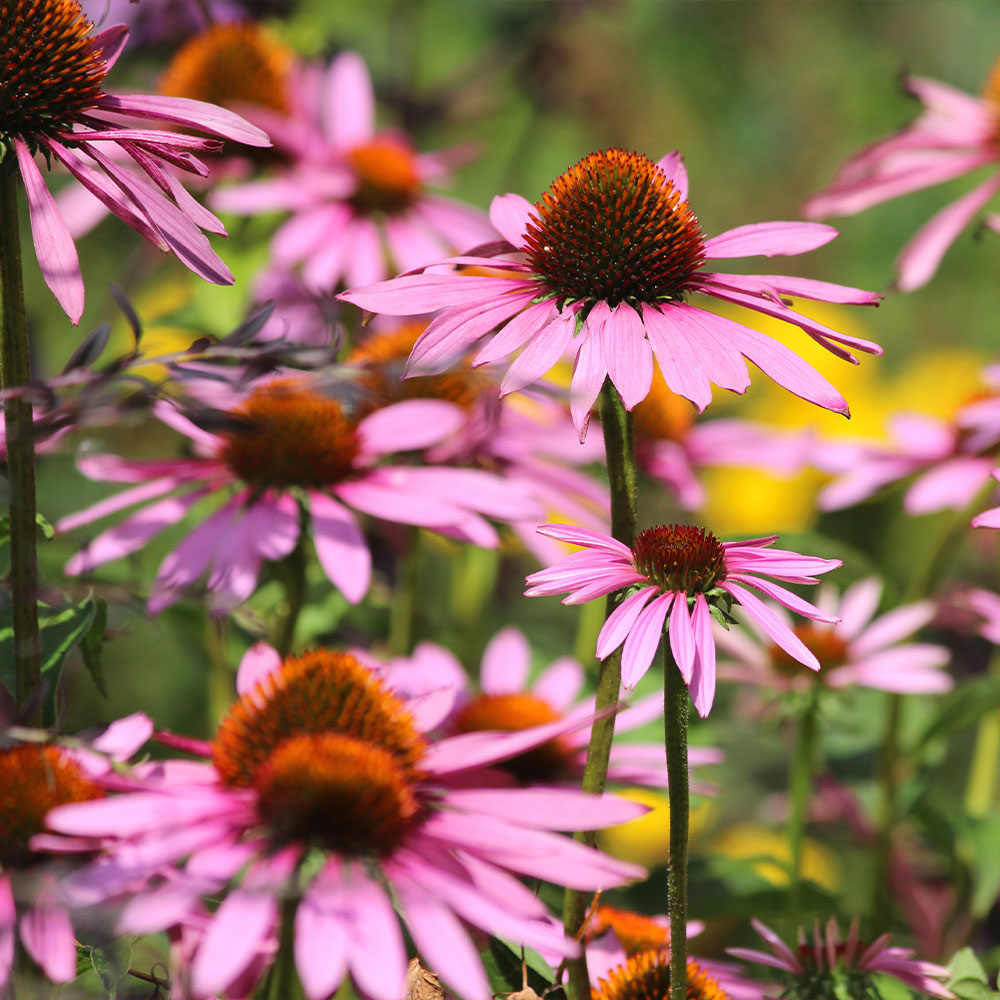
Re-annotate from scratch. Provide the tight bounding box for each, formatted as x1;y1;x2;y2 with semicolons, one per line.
213;649;427;787
522;149;706;311
0;745;103;867
255;732;422;854
632;367;695;444
451;692;576;784
769;625;848;677
218;378;361;490
0;0;107;145
588;906;670;955
592;951;728;1000
159;21;293;116
347;137;422;214
347;324;492;414
631;524;725;594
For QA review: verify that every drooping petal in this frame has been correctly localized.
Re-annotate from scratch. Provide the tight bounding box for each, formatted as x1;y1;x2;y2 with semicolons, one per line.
688;594;717;717
19;886;76;983
596;587;658;659
621;592;674;688
308;492;370;604
603;302;654;409
324;51;374;147
723;582;820;670
499;307;575;396
14;139;84;322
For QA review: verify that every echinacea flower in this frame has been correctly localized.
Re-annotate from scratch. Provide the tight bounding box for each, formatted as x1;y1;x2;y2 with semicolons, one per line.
0;714;151;991
211;50;497;289
728;918;953;1000
387;627;723;791
815;367;1000;520
46;646;646;1000
339;148;882;438
804;59;1000;291
1;0;270;322
58;372;540;612
716;577;952;695
525;523;841;716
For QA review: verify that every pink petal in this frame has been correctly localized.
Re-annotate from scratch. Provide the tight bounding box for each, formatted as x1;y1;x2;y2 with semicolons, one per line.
308;492;371;605
836;578;883;640
640;303;714;410
656;151;688;201
237;642;283;697
852;602;937;657
89;24;129;71
325;52;374;147
481;627;531;694
688;594;717;717
905;456;992;513
20;890;76;983
343;875;409;1000
472;299;556;366
621;592;674;688
295;868;349;1000
346;220;387;289
533;657;585;710
340;274;529;315
357;399;465;458
896;170;1000;291
570;314;609;439
191;889;277;996
533;522;634;558
604;302;654;409
95;93;271;146
14;139;84;322
0;880;15;990
703;221;838;259
669;595;696;684
499;307;575;396
727;574;837;622
489;192;535;246
596;587;658;659
445;788;648;829
723;582;820;670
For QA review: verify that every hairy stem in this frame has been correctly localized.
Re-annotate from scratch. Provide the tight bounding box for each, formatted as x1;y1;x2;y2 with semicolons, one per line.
563;381;637;1000
665;641;690;1000
0;159;41;724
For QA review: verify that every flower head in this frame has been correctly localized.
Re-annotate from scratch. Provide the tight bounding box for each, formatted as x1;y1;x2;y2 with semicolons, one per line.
340;148;881;438
805;59;1000;291
717;577;952;695
525;523;841;716
47;645;646;1000
211;50;497;290
57;369;541;612
728;918;953;1000
592;950;728;1000
0;714;151;991
387;627;723;791
0;0;270;321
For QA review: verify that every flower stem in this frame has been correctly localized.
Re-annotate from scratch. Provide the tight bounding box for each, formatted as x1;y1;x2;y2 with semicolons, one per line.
563;381;637;1000
274;537;307;659
268;895;300;1000
0;159;41;724
664;640;690;1000
787;687;819;933
389;526;421;656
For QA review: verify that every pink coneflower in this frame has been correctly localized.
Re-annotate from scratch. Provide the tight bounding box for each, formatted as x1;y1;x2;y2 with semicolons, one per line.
805;59;1000;291
716;577;952;695
1;0;270;322
388;627;723;791
524;523;841;717
57;372;540;612
816;371;1000;516
0;713;151;992
728;918;953;999
339;148;882;438
46;647;646;1000
210;50;497;290
592;950;732;1000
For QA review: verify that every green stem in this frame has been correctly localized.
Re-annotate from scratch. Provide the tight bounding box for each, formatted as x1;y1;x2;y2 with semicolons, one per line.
871;692;901;933
389;526;421;656
787;687;819;934
965;649;1000;816
665;641;690;1000
0;159;40;724
268;895;299;1000
273;539;306;659
563;381;637;1000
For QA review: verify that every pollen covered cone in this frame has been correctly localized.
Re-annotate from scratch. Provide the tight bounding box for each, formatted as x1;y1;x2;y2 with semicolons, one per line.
588;906;669;954
348;323;492;414
0;0;107;144
213;649;428;854
769;626;849;678
159;21;293;116
218;378;361;489
0;745;102;867
631;524;725;593
524;148;706;309
451;692;576;784
592;951;728;1000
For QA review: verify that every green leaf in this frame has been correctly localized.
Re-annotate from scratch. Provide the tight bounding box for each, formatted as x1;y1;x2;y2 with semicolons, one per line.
89;937;133;999
34;512;54;540
79;598;109;698
947;947;989;986
480;939;562;998
913;675;1000;756
0;598;96;723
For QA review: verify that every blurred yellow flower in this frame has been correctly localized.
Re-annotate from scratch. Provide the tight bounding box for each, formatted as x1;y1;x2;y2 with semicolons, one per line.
597;788;712;868
711;823;839;890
